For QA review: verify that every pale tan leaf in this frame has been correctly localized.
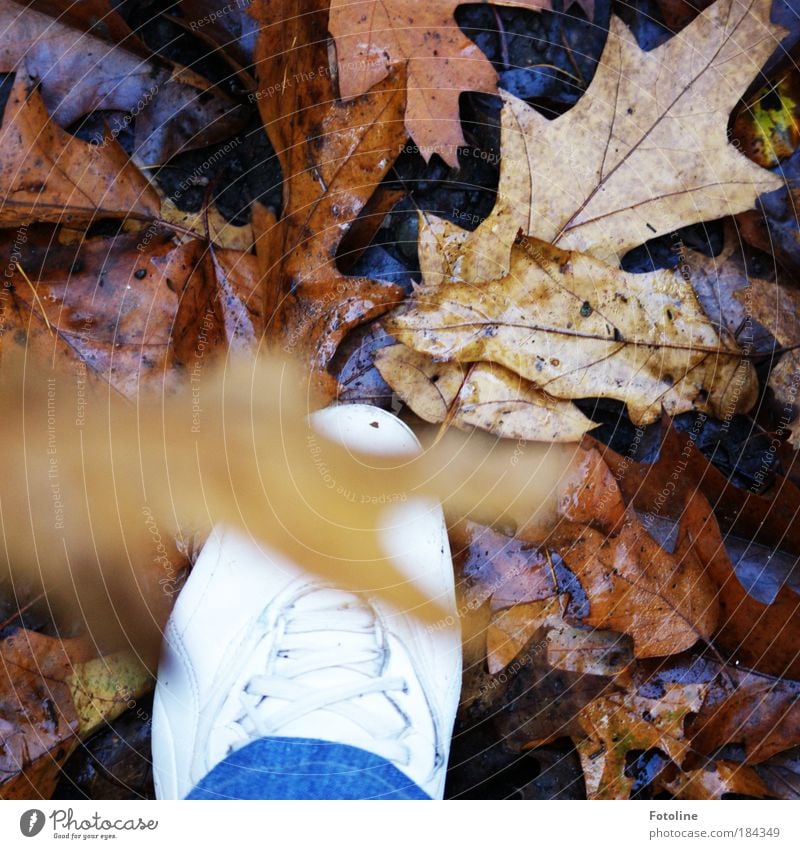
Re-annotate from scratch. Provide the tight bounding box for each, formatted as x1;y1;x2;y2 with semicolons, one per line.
375;343;596;442
389;235;757;425
462;0;784;271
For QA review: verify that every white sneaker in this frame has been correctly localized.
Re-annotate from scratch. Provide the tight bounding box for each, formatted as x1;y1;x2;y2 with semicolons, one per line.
151;404;462;799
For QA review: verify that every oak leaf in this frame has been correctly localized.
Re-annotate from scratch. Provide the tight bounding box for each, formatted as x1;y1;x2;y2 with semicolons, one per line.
0;231;262;399
662;761;771;799
460;0;784;274
250;0;407;395
575;682;708;799
329;0;559;167
0;0;243;165
551;511;719;658
387;231;757;427
375;343;596;442
603;423;800;678
0;631;152;799
0;74;160;227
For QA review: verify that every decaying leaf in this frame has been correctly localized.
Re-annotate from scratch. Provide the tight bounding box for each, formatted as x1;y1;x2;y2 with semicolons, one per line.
250;0;407;395
0;630;92;799
551;511;718;658
0;0;243;165
0;231;262;399
733;70;800;169
451;520;557;612
66;652;153;738
0;74;160;227
487;631;618;749
486;598;563;674
575;682;708;799
1;630;153;799
689;665;800;764
460;0;784;273
662;761;771;800
388;231;757;427
604;423;800;678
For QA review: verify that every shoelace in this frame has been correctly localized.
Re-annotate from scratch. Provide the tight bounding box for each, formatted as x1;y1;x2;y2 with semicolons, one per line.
229;587;413;764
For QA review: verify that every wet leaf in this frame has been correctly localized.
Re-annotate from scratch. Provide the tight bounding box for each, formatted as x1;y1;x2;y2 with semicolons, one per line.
603;423;800;678
66;653;153;739
249;0;407;395
0;74;160;227
733;70;800;168
575;681;708;799
388;233;757;428
375;343;597;442
459;0;783;272
0;231;262;399
0;0;244;165
0;630;93;799
329;0;561;167
661;761;771;799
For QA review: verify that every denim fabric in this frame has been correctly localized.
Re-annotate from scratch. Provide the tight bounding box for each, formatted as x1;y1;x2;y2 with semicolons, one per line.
186;737;431;800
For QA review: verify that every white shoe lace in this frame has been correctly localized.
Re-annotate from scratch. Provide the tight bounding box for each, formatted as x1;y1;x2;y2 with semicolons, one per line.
226;586;413;764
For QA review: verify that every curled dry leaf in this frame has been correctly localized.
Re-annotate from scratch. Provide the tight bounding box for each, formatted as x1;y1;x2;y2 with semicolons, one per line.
388;231;757;427
375;343;596;442
0;74;160;227
461;0;784;274
249;0;407;396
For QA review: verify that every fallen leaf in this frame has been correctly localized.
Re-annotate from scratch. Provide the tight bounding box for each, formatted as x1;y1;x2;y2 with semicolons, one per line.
0;0;244;165
603;422;800;678
733;69;800;168
768;352;800;449
688;663;800;764
388;233;757;427
28;0;138;46
756;748;800;799
250;0;407;395
0;74;160;227
575;682;708;799
486;598;563;674
459;0;783;274
546;625;634;677
552;511;719;658
451;520;557;612
735;263;800;447
329;0;557;167
66;652;153;738
486;630;617;748
662;761;771;799
1;231;262;399
0;630;93;799
375;343;597;442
